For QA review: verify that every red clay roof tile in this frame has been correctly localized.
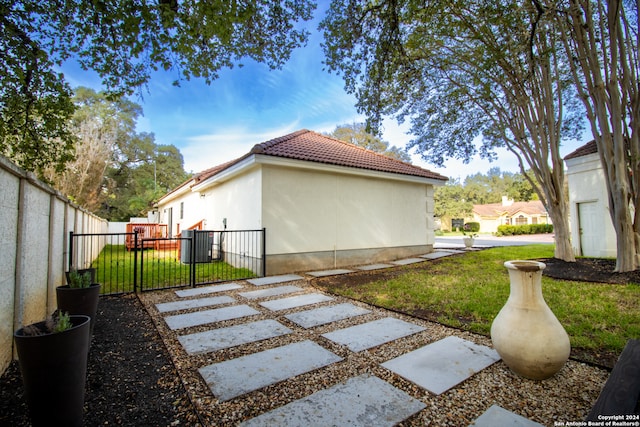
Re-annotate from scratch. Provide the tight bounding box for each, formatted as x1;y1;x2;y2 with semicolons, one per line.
564;140;597;160
196;129;448;183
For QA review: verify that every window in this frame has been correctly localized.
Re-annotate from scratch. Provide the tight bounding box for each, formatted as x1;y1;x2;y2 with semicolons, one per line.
180;202;184;220
516;215;527;225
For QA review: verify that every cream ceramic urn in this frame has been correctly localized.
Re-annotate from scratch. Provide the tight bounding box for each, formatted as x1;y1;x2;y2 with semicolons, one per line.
490;260;570;380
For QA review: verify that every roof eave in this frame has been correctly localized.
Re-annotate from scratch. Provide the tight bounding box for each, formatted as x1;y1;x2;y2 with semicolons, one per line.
255;154;447;185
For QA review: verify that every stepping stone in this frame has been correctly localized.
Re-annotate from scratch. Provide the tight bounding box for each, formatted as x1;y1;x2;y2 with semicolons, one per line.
175;283;243;297
239;374;426;427
199;340;342;402
164;305;260;330
470;405;544;427
259;293;334;311
420;251;454;260
390;258;425;266
155;295;235;313
306;269;354;277
356;263;394;271
381;336;500;395
178;319;292;354
248;274;304;286
285;303;371;328
322;317;426;352
239;285;303;300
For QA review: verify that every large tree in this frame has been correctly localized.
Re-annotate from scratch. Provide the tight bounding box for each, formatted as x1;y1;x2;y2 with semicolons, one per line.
321;0;583;261
327;122;412;161
45;87;189;220
550;0;639;272
0;0;315;176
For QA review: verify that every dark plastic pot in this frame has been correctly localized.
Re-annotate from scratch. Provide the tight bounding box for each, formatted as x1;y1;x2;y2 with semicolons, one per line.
56;283;101;334
14;315;91;427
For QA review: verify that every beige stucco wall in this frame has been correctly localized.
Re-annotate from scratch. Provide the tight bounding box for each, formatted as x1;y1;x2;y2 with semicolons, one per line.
203;166;262;231
159;190;204;236
262;164;435;273
565;153;616;257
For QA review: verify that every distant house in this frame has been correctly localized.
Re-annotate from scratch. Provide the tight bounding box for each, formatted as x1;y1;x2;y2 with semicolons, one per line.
472;197;550;233
564;141;616;257
156;129;448;274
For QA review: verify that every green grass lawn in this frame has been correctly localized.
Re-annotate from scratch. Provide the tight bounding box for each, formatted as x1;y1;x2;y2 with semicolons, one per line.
319;245;640;361
91;244;256;294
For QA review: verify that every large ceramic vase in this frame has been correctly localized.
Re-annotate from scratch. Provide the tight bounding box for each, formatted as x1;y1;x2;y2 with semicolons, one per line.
14;315;91;427
490;260;570;380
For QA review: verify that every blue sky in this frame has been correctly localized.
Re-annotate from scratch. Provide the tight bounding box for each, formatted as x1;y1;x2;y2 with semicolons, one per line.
60;7;590;182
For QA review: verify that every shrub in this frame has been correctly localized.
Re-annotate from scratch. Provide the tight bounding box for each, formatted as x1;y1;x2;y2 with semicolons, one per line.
496;224;553;236
464;222;480;232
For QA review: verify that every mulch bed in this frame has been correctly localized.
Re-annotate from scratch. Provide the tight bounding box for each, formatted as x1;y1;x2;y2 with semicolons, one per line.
0;256;637;425
0;294;200;427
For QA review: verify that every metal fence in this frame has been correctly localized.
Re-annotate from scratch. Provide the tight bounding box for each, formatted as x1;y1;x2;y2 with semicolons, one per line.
68;229;265;295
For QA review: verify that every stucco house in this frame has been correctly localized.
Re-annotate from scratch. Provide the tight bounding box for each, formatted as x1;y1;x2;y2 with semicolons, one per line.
156;129;448;274
564;141;616;257
472;197;550;233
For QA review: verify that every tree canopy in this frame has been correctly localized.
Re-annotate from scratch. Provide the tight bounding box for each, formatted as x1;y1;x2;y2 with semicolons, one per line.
327;122;411;162
44;87;189;221
321;0;582;261
434;168;540;230
0;0;315;176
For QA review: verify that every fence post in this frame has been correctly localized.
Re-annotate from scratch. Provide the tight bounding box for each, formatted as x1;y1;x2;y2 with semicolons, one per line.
68;231;74;272
133;231;138;293
190;233;196;287
261;228;266;277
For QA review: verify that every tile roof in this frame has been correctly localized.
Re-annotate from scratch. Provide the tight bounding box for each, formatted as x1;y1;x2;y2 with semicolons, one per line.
564;140;597;160
473;200;547;218
195;129;448;183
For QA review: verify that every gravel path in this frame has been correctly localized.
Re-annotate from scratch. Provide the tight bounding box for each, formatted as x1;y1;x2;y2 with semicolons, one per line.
1;277;611;427
139;277;609;427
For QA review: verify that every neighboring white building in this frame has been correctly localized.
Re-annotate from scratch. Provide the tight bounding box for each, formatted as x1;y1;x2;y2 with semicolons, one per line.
564;141;616;257
156;129;448;275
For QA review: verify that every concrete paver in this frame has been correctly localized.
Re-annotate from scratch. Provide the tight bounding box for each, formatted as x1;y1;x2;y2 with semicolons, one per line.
199;340;342;402
470;405;544;427
164;304;260;330
178;319;292;354
356;263;394;271
322;317;426;352
420;251;456;260
155;295;235;313
239;285;303;300
285;303;371;328
239;374;426;427
248;274;304;286
259;293;334;311
390;258;426;266
306;269;354;277
381;336;500;395
175;283;243;297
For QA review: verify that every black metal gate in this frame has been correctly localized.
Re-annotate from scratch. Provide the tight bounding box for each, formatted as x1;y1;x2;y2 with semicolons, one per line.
68;229;265;295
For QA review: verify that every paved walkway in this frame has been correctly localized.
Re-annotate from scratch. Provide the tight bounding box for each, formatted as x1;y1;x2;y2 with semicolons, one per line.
146;249;553;426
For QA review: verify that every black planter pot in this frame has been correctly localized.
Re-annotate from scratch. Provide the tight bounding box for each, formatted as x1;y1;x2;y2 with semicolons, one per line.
14;315;91;427
56;283;101;333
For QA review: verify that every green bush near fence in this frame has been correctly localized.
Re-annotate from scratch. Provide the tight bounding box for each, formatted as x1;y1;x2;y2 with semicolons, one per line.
496;223;553;236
